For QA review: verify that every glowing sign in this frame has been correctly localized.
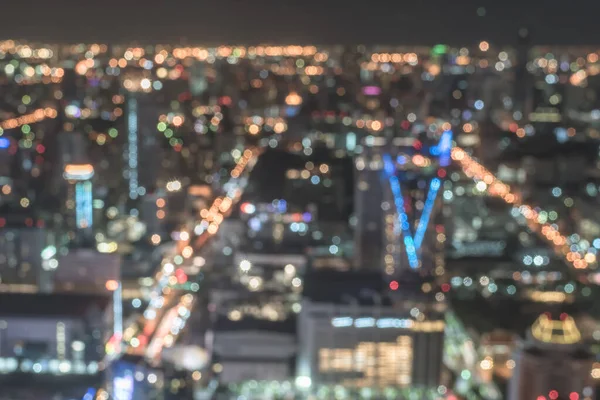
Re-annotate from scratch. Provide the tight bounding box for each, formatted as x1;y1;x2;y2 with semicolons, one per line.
64;164;94;180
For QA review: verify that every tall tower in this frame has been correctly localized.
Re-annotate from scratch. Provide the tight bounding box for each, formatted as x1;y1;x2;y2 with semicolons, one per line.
509;313;594;400
63;164;94;244
125;91;161;203
514;28;533;119
353;136;387;270
126;95;139;201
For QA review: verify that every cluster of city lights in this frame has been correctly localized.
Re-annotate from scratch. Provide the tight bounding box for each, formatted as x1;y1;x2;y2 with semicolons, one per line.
0;107;57;130
451;147;597;272
118;145;260;361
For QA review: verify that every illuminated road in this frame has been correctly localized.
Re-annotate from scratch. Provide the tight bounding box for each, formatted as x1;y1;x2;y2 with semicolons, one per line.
451;146;598;276
109;147;261;364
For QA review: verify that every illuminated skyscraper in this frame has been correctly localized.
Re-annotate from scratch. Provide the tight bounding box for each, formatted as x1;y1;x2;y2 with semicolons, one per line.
126;94;161;201
297;270;445;392
0;221;48;292
64;164;94;243
126;96;139;200
509;313;594;400
355;128;450;276
353;136;387;270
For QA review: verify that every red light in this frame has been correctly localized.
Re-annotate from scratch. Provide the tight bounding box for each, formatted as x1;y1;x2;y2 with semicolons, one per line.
441;283;450;292
537;397;546;400
435;224;445;233
36;144;45;154
0;218;5;227
219;96;232;106
560;313;568;321
389;281;399;291
437;168;447;178
549;390;559;400
401;120;410;130
25;218;33;227
413;140;422;150
36;219;44;228
175;268;188;284
240;202;255;214
570;393;579;400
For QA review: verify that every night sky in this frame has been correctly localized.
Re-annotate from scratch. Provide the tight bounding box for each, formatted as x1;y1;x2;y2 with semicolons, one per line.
2;0;598;45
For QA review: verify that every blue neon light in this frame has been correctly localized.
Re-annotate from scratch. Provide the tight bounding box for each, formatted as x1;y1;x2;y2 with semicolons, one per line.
0;137;9;149
382;153;444;269
383;154;419;269
413;178;441;249
82;388;97;400
75;181;93;229
429;130;453;167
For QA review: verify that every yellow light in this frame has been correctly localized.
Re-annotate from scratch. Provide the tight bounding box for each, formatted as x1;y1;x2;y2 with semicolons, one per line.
285;92;302;106
182;246;193;258
248;124;260;135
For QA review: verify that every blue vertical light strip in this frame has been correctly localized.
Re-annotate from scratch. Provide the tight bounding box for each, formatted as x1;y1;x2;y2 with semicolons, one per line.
83;181;93;228
75;182;83;228
127;97;138;199
75;181;93;229
383;154;420;269
413;178;441;249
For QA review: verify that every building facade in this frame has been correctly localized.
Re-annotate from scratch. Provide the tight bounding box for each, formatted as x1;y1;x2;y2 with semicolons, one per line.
296;299;444;391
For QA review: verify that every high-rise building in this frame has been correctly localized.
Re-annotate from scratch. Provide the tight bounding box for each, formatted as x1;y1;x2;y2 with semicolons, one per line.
63;163;94;244
212;317;295;384
356;128;449;277
353;136;387;270
297;270;445;392
125;93;161;201
508;313;595;400
0;221;49;292
0;292;109;377
514;28;533;119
